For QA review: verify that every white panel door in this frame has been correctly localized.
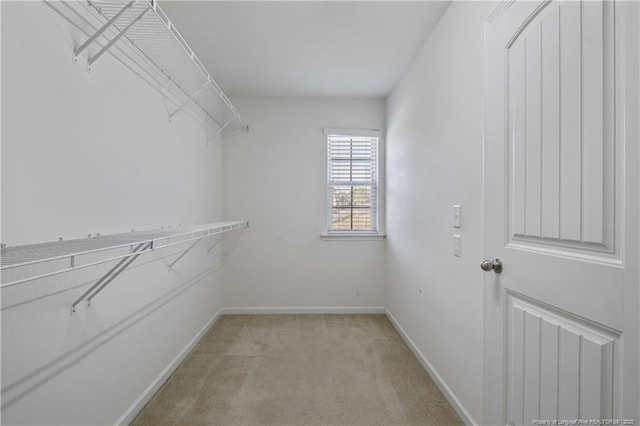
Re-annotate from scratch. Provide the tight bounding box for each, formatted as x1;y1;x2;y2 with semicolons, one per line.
483;1;639;425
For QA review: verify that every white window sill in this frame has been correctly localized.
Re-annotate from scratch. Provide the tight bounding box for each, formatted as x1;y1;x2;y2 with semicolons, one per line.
320;233;386;241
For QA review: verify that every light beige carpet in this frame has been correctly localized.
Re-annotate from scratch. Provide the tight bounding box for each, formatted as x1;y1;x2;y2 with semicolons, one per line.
132;314;462;426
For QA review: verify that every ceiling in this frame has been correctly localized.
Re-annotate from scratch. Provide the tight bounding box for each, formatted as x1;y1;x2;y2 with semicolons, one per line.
160;1;451;98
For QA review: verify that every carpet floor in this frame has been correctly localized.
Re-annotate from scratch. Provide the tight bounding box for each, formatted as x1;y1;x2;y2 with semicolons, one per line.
132;314;463;425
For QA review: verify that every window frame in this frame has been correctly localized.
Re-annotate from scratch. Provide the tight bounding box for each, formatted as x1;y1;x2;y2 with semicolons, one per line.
323;128;385;239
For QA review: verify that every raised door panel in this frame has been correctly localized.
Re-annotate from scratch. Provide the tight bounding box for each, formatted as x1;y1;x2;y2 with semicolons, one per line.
506;294;619;426
506;0;616;257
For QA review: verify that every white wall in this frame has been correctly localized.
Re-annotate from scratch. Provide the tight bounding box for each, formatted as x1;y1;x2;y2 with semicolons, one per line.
385;2;496;424
1;2;225;424
222;97;386;311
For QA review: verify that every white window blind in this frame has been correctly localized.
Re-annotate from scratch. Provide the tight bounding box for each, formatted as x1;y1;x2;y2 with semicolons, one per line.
326;133;379;233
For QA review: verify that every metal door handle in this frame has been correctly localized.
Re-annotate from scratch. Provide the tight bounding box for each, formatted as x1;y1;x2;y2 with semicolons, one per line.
480;258;502;273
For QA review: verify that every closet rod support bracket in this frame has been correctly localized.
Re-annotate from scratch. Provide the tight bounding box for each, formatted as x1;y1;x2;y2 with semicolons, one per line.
70;242;147;314
85;241;152;308
168;81;211;120
207;237;223;255
72;0;137;64
168;236;202;271
86;6;151;69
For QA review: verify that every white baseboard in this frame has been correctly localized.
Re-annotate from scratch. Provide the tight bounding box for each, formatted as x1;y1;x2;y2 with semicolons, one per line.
114;308;224;426
385;309;478;426
220;306;386;315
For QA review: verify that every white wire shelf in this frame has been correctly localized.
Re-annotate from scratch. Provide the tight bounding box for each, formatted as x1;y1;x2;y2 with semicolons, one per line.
0;220;249;290
72;0;248;133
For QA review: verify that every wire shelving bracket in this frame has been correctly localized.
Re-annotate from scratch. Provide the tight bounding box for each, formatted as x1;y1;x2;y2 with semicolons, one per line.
71;0;248;134
0;221;249;314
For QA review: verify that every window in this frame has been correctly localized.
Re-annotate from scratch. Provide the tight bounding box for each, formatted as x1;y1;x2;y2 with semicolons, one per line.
325;129;380;234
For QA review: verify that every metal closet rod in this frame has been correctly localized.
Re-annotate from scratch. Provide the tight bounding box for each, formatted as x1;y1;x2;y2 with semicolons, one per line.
143;0;248;129
150;1;247;129
0;221;249;289
1;223;246;271
69;222;246;314
76;0;247;131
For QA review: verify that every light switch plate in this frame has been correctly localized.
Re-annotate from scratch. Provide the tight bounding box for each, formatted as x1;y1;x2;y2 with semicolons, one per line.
453;234;462;257
453;205;462;228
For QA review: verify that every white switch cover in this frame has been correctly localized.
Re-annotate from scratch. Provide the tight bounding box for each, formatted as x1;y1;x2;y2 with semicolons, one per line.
453;205;462;228
453;234;462;257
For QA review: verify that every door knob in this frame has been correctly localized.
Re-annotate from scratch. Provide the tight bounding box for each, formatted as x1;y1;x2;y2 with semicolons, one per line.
480;258;502;273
